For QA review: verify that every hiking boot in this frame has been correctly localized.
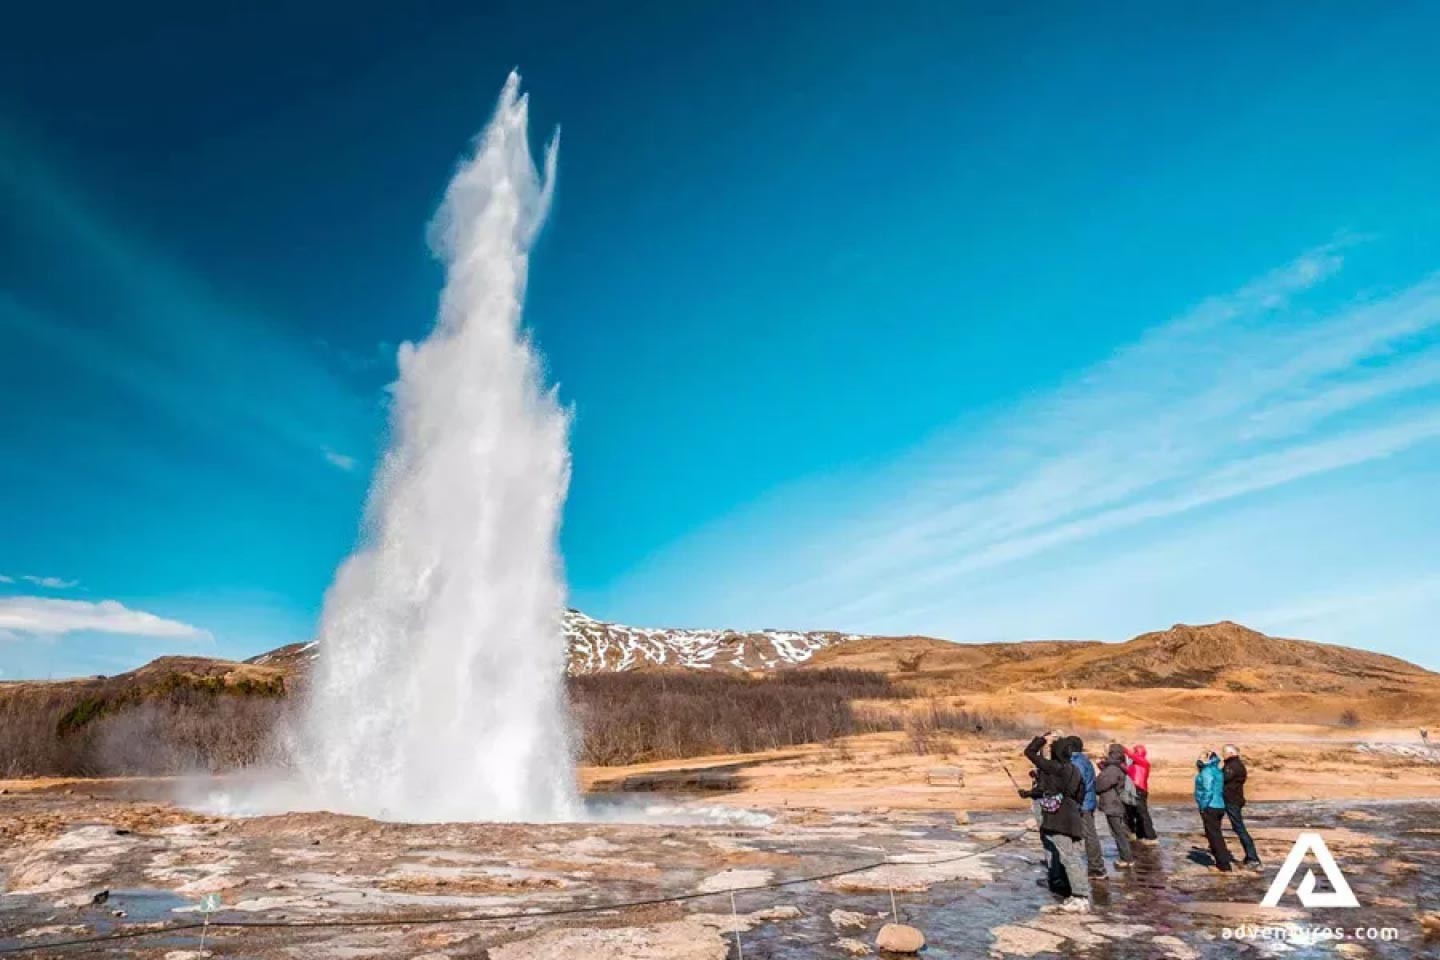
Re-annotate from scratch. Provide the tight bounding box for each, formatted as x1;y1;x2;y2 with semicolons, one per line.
1242;859;1264;870
1060;897;1091;914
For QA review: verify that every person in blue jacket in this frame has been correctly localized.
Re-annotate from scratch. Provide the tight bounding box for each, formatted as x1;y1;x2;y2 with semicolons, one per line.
1194;750;1235;871
1065;736;1105;878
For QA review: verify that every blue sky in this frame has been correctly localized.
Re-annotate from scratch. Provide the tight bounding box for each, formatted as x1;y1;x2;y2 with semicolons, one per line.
3;3;1439;678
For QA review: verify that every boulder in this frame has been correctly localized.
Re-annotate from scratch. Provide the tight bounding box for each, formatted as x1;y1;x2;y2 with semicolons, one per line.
875;923;925;953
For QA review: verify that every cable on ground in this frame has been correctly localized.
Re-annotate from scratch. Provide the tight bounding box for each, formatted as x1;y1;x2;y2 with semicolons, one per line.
0;830;1029;956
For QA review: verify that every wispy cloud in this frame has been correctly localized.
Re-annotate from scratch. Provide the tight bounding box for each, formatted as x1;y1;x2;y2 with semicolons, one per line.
0;596;209;640
806;248;1440;626
0;124;372;484
322;448;357;472
601;243;1440;651
14;575;80;590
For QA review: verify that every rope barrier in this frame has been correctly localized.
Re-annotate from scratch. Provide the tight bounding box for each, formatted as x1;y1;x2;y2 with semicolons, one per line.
0;830;1029;956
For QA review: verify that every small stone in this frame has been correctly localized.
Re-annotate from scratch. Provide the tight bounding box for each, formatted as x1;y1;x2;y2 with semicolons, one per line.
953;810;970;825
830;909;871;930
875;922;925;954
836;937;870;956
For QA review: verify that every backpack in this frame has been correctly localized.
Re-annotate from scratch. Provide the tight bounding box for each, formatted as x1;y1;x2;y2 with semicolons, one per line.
1120;772;1138;807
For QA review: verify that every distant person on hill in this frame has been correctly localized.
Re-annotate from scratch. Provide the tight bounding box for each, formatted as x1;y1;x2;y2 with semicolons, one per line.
1065;736;1106;878
1422;728;1430;747
1194;750;1235;871
1123;744;1158;840
1094;744;1135;866
1221;744;1262;868
1023;732;1091;912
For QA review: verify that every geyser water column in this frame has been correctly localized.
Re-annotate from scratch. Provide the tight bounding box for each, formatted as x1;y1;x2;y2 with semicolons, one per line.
295;73;578;822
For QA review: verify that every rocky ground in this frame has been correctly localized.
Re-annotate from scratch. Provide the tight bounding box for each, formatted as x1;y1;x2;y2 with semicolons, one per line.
1;772;1437;959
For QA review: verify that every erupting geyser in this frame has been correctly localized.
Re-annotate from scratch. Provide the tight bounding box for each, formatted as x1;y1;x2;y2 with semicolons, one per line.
290;73;577;822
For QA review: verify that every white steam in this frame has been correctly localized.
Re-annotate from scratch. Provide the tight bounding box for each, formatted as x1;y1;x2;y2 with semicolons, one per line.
283;72;577;822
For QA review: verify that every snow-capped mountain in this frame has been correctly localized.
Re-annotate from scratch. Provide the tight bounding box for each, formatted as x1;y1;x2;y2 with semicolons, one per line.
250;610;868;675
563;609;866;673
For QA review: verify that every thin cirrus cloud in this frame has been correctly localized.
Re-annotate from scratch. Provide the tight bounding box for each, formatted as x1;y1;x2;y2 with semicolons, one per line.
8;574;80;589
599;242;1440;653
0;126;369;486
322;448;358;472
0;596;209;640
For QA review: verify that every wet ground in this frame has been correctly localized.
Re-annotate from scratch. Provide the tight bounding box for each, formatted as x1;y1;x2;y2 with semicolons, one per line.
1;786;1436;958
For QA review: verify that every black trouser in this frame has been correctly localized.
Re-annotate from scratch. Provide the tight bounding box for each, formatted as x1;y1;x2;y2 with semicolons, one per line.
1201;808;1235;870
1128;789;1158;840
1104;811;1133;860
1226;803;1260;863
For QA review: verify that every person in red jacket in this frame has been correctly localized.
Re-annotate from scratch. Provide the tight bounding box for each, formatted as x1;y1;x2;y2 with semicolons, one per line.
1123;744;1158;840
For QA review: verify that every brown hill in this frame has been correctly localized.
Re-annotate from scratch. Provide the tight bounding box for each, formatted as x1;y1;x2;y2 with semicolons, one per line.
806;620;1436;698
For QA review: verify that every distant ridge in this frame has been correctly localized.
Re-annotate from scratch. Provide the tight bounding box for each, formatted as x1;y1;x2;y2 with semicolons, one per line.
244;613;1436;699
247;609;872;675
8;615;1436;731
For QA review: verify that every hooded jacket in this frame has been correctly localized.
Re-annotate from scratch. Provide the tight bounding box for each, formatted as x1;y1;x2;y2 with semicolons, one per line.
1024;735;1085;839
1194;755;1226;810
1094;744;1130;816
1222;755;1248;807
1067;738;1098;813
1124;745;1151;792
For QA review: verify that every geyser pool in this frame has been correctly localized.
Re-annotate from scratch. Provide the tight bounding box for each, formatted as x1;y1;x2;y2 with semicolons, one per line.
281;72;577;822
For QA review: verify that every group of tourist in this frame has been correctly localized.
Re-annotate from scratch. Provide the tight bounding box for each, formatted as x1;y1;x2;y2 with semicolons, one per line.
1019;732;1262;913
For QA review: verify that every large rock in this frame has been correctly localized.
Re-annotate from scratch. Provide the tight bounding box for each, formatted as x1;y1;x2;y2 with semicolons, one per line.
875;923;925;953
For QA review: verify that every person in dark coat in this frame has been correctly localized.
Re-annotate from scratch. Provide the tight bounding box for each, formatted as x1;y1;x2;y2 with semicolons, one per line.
1221;744;1262;868
1023;733;1091;912
1065;736;1105;878
1094;743;1134;865
1194;750;1235;871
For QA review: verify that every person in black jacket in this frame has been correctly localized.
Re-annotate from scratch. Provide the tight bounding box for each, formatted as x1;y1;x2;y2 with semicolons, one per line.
1022;732;1091;912
1221;744;1262;868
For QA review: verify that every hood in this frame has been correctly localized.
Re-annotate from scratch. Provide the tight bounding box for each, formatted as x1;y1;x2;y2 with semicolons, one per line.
1131;744;1147;759
1106;744;1127;765
1200;755;1221;770
1051;739;1074;763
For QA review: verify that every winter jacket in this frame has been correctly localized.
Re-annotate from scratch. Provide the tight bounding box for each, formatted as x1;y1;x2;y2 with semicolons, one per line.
1024;735;1085;840
1069;745;1098;813
1194;755;1226;810
1222;756;1248;808
1124;744;1151;792
1094;745;1129;816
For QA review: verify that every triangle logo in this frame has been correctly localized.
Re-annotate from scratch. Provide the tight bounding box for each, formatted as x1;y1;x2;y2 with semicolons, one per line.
1260;832;1360;909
